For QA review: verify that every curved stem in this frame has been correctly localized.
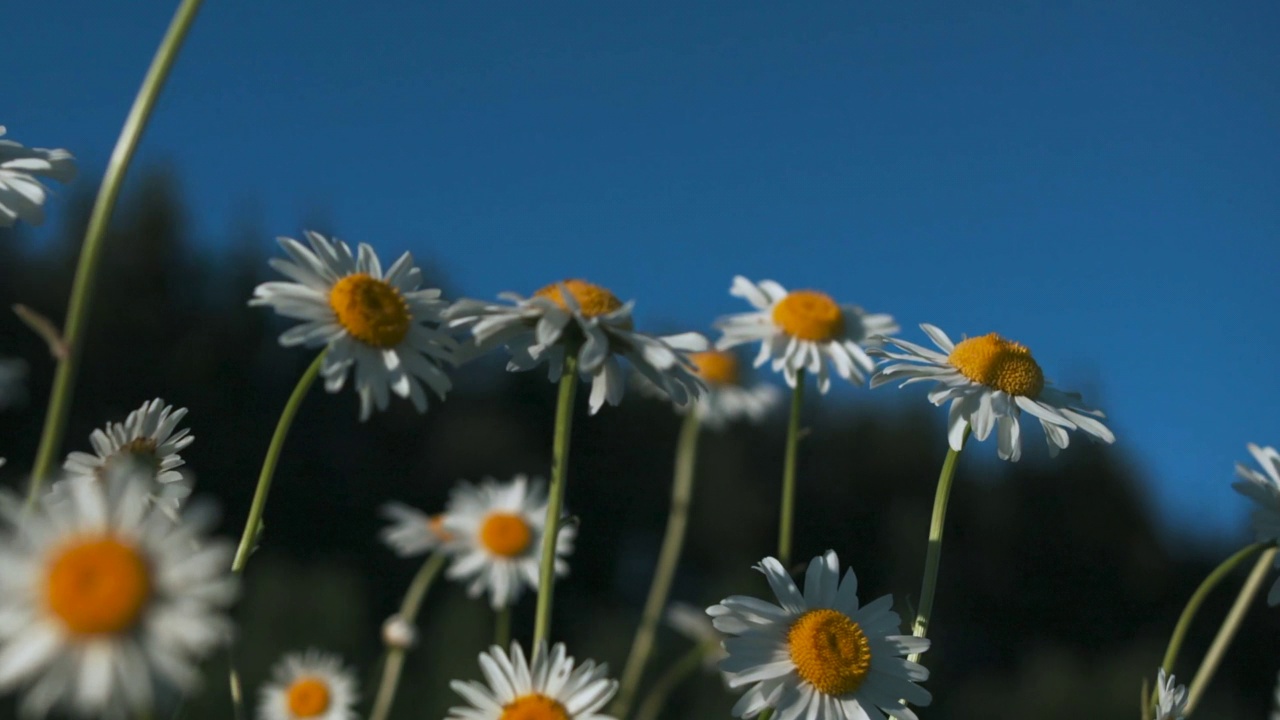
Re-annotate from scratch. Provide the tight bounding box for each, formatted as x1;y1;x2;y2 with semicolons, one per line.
1158;542;1266;676
632;642;713;720
613;412;703;719
532;355;578;648
907;432;967;665
232;352;325;572
778;370;805;568
367;552;449;720
1184;546;1277;714
27;0;207;501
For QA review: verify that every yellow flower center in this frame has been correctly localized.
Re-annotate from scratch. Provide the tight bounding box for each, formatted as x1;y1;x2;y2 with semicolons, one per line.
787;608;872;696
285;677;332;718
771;291;844;342
428;514;454;542
45;536;152;636
534;279;624;318
947;333;1045;397
328;273;412;349
690;350;741;386
479;512;533;557
499;694;570;720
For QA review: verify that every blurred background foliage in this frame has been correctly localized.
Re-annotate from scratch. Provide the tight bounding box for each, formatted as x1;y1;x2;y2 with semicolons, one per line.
0;171;1276;719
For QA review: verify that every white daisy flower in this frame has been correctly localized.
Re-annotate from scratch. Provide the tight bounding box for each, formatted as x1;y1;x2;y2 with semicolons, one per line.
445;279;708;415
870;323;1115;462
707;550;931;720
0;469;238;719
665;601;727;669
257;649;358;720
715;276;897;393
378;501;455;557
251;231;456;421
61;398;195;517
0;127;76;228
685;350;781;429
1231;443;1280;605
447;641;618;720
442;475;575;610
1153;668;1187;720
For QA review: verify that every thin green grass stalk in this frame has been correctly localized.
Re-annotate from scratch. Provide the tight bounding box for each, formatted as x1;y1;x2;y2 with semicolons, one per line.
907;431;968;666
633;642;714;720
368;552;449;720
27;0;207;502
532;355;579;648
778;369;805;568
1157;542;1266;676
232;352;326;572
495;607;511;648
1184;546;1278;714
613;412;703;719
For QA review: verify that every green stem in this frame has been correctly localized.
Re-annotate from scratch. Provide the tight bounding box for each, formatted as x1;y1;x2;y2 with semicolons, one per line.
532;355;578;648
632;641;714;720
494;606;511;648
613;413;703;719
1184;546;1277;714
368;552;449;720
26;0;207;502
907;432;967;665
232;352;325;572
1158;542;1266;676
778;370;805;568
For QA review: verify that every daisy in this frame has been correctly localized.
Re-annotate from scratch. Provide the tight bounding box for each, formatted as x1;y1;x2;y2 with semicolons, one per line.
442;475;575;610
257;649;358;720
870;323;1115;461
707;550;931;720
665;602;727;669
447;641;617;720
0;127;76;228
61;398;194;517
1153;668;1187;720
0;468;238;718
714;276;897;393
250;231;456;421
685;350;781;429
445;279;708;414
0;356;26;411
378;501;455;557
1231;443;1280;605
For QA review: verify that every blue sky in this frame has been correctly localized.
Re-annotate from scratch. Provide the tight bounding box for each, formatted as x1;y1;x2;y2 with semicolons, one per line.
5;1;1278;540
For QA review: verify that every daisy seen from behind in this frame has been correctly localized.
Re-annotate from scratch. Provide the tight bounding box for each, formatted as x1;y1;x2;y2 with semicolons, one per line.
1153;668;1187;720
258;649;358;720
61;398;194;516
0;467;237;718
442;475;574;610
871;323;1115;461
1231;442;1280;605
445;279;708;414
715;275;897;393
707;550;930;720
447;641;618;720
0;127;76;228
251;231;456;420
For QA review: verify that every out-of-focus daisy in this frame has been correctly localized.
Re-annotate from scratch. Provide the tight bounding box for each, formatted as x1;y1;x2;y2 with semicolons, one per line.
441;475;574;610
665;602;727;670
0;127;76;228
1153;668;1187;720
61;398;194;516
251;231;456;421
0;469;237;718
715;276;897;393
257;649;358;720
448;641;617;720
638;349;781;429
1232;443;1280;605
0;357;26;411
707;550;930;720
446;279;708;414
378;501;455;557
871;323;1115;461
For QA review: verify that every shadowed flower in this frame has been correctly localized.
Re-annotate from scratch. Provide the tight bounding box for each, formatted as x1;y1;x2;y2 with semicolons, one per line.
1153;668;1187;720
715;276;897;393
871;323;1114;461
1232;442;1280;605
708;550;930;720
447;641;617;720
251;231;456;420
0;127;76;228
446;279;707;414
257;649;358;720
